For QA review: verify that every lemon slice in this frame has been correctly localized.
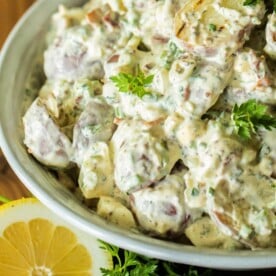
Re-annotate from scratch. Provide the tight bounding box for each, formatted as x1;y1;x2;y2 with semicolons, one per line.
0;198;113;275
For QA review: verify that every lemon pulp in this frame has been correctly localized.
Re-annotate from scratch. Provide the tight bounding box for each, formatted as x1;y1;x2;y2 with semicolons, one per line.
0;198;113;275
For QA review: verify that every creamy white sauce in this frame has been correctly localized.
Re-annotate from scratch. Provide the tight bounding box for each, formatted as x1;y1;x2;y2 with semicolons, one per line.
23;0;276;248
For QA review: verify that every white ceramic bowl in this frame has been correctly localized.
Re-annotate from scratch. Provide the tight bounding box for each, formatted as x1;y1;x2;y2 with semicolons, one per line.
0;0;276;270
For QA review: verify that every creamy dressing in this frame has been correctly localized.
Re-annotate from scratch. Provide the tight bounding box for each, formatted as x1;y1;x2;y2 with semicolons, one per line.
22;0;276;249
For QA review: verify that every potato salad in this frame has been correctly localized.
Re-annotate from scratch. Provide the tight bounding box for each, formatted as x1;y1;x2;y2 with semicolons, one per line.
23;0;276;250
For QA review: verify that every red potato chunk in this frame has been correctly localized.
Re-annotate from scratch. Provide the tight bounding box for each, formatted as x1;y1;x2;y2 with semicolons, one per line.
130;174;193;236
222;48;276;106
265;12;276;59
23;98;72;169
72;98;115;166
174;0;265;62
111;120;180;193
44;26;104;81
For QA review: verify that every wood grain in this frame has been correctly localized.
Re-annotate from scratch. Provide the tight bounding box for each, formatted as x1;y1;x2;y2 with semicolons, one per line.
0;0;35;201
0;0;35;48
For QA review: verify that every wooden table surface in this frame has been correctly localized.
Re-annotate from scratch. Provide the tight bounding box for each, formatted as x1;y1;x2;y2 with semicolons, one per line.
0;0;35;201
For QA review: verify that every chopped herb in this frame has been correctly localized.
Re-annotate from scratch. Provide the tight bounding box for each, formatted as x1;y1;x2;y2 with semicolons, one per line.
114;107;124;118
190;141;197;149
200;142;207;148
208;187;215;196
99;241;158;275
110;68;154;98
191;188;200;196
161;41;184;70
0;195;11;204
208;24;217;32
99;240;213;275
231;99;276;140
243;0;260;6
25;88;33;97
86;124;102;134
135;175;144;184
137;41;151;52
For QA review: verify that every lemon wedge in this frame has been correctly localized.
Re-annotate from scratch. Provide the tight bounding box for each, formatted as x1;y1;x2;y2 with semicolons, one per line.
0;198;113;275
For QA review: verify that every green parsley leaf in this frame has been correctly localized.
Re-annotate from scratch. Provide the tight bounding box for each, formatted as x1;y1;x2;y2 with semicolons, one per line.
99;240;213;276
231;99;276;140
185;267;200;276
208;187;215;196
110;68;154;98
191;188;200;196
161;41;184;70
162;262;180;276
274;0;276;12
208;24;217;32
243;0;260;6
99;241;158;275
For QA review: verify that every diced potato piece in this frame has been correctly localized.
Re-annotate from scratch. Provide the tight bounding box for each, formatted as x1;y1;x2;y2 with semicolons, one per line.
265;12;276;59
185;217;242;249
39;79;103;133
78;142;114;199
112;120;180;193
23;98;72;169
103;0;127;13
174;0;265;60
44;26;104;81
209;172;276;249
50;5;86;38
223;48;276;106
72;98;115;166
168;54;233;116
130;175;190;236
97;196;136;228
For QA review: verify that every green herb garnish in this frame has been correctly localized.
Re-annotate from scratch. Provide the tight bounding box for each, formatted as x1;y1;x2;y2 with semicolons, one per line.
208;24;217;32
191;188;200;196
161;41;184;70
99;241;213;276
99;241;158;275
110;69;154;98
231;99;276;140
208;187;215;196
243;0;260;6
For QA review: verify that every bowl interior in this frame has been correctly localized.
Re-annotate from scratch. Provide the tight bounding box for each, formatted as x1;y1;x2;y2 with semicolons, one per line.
0;0;276;270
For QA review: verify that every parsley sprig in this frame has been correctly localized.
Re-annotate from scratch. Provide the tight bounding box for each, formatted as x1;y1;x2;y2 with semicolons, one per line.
100;241;158;275
231;99;276;140
99;241;213;276
110;68;154;98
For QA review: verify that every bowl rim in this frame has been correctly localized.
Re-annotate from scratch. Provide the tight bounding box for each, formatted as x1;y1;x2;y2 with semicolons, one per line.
0;0;276;270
